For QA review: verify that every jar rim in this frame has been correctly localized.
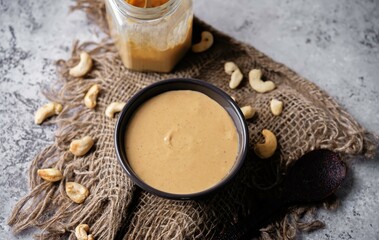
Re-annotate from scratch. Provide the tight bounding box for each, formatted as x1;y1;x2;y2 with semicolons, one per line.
113;0;182;20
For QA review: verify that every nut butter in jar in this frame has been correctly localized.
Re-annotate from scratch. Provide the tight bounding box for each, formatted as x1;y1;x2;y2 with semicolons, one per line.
105;0;193;72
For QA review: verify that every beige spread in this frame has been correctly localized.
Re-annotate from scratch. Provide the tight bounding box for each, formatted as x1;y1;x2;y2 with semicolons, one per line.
106;0;193;73
125;90;239;194
116;26;192;73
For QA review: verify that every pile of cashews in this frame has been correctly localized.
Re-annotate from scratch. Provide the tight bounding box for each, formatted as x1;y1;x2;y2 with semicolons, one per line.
33;51;129;240
223;60;284;159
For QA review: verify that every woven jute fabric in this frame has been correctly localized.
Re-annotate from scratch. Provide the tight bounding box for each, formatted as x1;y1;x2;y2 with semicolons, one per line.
8;0;376;239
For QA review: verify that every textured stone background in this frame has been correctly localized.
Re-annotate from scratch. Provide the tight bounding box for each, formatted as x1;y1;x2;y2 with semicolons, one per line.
0;0;378;239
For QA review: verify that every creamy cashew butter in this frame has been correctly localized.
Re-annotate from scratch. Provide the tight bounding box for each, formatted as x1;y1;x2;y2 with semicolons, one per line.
125;90;239;194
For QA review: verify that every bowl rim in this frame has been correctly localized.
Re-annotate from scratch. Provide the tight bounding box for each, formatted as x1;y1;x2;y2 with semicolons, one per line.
114;78;249;200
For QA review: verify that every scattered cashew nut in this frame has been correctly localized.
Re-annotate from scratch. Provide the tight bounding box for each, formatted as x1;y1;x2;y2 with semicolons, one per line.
84;84;101;109
254;129;277;159
88;234;95;240
37;168;63;182
34;102;63;125
105;102;125;118
75;224;90;240
69;136;94;157
66;182;89;204
230;70;244;89
249;69;276;93
224;62;243;89
240;105;256;119
224;62;238;75
192;31;214;53
231;95;237;102
69;51;93;78
270;99;283;116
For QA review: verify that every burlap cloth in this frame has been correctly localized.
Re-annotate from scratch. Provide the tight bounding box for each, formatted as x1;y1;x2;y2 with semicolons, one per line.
8;1;377;239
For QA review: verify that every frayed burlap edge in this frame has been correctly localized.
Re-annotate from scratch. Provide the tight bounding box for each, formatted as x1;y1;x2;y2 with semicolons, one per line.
7;41;136;240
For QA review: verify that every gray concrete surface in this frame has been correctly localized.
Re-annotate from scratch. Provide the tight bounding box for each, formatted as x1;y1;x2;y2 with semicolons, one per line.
0;0;378;239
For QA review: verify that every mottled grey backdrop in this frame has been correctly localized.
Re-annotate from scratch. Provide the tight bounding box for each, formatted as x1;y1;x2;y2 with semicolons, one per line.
0;0;378;239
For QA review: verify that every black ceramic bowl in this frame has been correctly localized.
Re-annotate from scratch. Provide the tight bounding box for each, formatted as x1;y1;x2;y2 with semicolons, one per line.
114;78;248;200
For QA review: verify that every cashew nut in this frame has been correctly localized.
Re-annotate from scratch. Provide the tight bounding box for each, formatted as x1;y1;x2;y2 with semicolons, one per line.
224;62;239;75
37;168;63;182
75;224;90;240
84;84;101;109
224;62;243;89
88;234;95;240
254;129;277;159
105;102;125;118
66;182;89;204
249;69;276;93
229;69;243;89
231;96;237;102
192;31;214;53
69;136;94;157
34;102;63;125
69;51;93;77
240;105;256;119
270;99;283;116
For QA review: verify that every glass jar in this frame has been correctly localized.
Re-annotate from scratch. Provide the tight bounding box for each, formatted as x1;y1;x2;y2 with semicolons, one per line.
105;0;193;73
